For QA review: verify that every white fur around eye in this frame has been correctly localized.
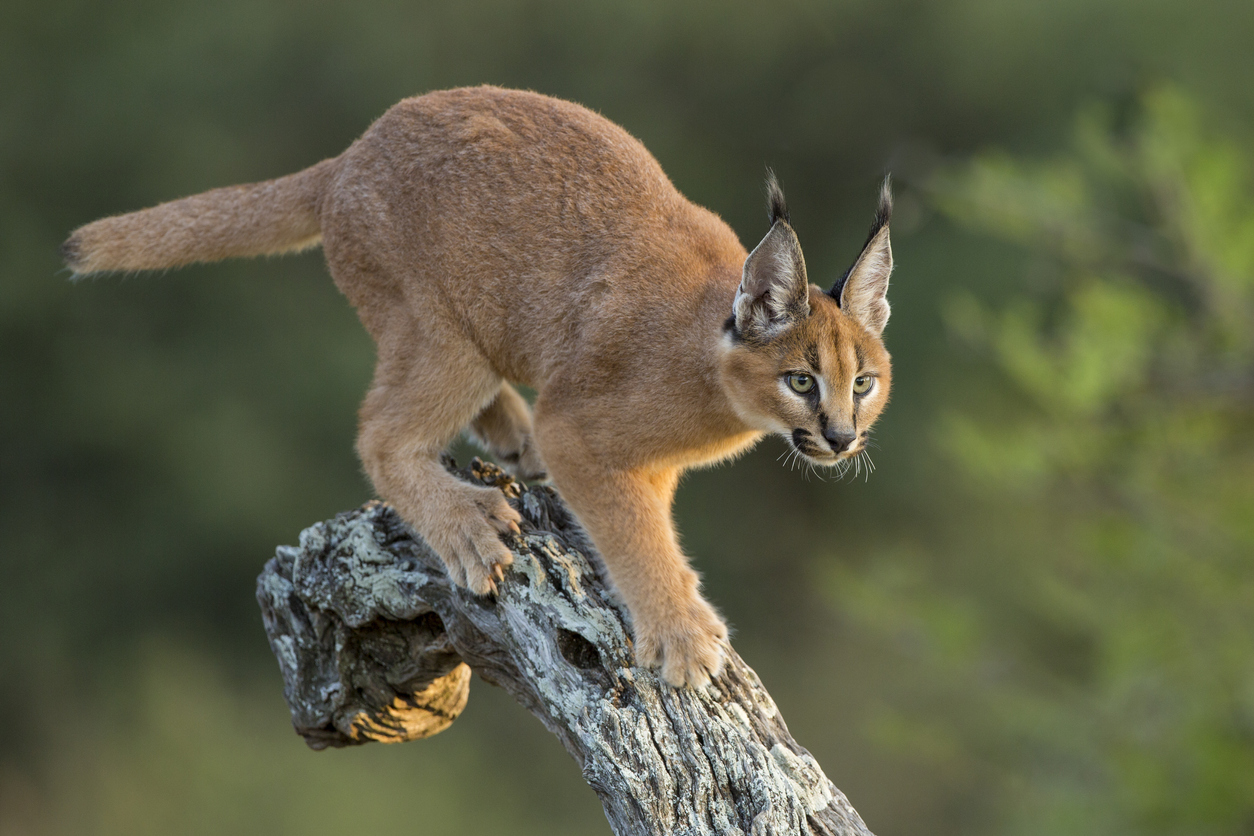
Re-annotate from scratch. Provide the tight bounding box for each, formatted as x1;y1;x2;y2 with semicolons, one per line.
779;378;804;399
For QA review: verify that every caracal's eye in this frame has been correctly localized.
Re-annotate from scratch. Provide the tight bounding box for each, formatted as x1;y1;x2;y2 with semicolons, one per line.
853;375;873;395
787;373;815;394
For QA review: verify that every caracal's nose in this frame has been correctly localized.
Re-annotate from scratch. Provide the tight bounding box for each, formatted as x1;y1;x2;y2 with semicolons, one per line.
823;428;856;453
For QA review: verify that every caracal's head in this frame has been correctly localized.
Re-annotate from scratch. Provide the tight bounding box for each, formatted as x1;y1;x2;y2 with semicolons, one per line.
719;175;894;470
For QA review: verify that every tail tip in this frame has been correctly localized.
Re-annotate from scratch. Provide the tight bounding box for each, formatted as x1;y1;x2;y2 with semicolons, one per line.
60;233;86;276
59;230;103;279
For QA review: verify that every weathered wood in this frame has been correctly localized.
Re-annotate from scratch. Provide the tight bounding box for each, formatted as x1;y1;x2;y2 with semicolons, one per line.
257;459;874;836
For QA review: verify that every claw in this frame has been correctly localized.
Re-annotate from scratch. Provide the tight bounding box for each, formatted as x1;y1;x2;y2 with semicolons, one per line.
507;520;521;535
493;563;505;582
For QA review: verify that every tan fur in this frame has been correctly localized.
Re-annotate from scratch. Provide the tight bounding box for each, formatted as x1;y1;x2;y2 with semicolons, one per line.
64;86;894;688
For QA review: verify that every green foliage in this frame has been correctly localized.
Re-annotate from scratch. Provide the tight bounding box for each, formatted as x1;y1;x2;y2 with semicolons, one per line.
832;88;1254;835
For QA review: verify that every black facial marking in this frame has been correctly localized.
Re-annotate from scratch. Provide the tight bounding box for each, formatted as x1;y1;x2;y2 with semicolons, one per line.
723;314;743;343
804;343;821;373
854;343;867;368
818;412;829;432
791;428;824;456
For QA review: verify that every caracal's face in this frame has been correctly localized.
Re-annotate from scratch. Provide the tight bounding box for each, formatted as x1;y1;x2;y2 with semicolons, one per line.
720;287;891;469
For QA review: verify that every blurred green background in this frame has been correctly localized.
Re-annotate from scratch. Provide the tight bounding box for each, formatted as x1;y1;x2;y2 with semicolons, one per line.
3;1;1252;834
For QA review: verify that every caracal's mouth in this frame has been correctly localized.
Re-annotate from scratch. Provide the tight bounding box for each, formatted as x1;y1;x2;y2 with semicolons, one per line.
802;450;856;467
786;429;857;466
783;428;879;481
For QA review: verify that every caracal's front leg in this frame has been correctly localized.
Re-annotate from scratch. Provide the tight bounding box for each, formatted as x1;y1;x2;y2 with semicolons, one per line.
540;437;728;687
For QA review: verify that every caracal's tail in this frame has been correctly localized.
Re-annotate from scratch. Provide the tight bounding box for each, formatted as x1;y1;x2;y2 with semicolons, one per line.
61;157;340;276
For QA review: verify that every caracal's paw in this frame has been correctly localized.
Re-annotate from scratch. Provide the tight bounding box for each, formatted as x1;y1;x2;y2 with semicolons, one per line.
424;485;521;596
636;595;729;689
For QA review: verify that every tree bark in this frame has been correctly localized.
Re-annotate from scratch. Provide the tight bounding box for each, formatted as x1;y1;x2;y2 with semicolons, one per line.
256;458;874;836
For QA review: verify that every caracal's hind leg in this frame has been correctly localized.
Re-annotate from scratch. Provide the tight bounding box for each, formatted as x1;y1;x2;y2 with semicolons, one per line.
469;383;547;481
356;337;522;596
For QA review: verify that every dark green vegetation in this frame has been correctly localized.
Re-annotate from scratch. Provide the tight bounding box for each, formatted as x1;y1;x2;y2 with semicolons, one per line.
3;2;1252;834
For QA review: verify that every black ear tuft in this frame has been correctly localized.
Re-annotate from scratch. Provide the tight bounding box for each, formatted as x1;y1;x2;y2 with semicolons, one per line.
830;175;893;304
765;169;790;227
867;174;893;247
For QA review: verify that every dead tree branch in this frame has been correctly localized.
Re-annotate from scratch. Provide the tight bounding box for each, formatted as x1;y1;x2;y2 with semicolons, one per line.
256;459;874;836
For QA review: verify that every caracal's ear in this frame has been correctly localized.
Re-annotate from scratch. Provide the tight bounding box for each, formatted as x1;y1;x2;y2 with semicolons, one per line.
830;177;893;337
733;172;810;340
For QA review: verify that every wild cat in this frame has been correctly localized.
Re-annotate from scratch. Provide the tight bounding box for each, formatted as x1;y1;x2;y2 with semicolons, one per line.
63;86;893;688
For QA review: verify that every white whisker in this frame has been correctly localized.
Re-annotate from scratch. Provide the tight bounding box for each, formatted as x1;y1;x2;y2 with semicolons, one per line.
859;450;876;481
